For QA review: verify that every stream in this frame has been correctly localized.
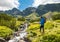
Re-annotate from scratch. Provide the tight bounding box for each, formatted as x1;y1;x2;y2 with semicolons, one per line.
8;23;28;42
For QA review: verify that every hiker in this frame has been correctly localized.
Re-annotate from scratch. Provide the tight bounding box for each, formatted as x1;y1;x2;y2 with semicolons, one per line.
40;16;46;33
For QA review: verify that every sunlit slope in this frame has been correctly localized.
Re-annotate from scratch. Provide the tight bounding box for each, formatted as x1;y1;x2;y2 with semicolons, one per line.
26;21;60;42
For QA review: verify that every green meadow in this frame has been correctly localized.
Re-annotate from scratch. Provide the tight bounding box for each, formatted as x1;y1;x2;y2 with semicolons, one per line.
0;11;60;42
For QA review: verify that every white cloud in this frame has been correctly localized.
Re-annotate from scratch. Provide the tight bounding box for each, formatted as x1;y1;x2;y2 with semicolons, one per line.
0;0;19;11
32;0;60;7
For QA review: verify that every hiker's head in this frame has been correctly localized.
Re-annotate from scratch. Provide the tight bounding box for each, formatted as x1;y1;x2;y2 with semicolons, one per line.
40;16;43;18
40;16;46;18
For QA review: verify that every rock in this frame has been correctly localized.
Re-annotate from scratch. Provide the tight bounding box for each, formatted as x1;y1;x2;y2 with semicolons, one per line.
0;37;7;42
24;37;31;42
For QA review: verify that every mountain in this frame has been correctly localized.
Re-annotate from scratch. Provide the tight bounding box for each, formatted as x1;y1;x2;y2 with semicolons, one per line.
25;12;40;22
23;3;60;16
26;12;39;19
0;7;37;16
36;3;60;15
5;8;23;16
23;7;37;16
0;3;60;16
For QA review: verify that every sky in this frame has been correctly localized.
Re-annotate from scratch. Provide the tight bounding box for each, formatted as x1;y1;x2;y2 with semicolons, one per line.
0;0;60;11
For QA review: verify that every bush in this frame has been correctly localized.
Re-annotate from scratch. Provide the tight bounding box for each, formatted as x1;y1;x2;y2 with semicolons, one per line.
44;21;54;29
0;18;17;31
41;34;56;42
0;26;13;39
29;18;40;23
0;13;18;31
27;23;40;31
0;13;13;21
10;18;17;31
41;34;60;42
52;14;60;20
0;14;18;31
55;20;60;23
18;17;25;21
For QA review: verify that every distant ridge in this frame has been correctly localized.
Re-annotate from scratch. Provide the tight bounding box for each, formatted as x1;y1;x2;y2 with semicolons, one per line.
0;3;60;16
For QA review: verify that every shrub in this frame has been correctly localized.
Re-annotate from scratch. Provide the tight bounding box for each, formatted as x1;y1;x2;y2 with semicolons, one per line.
0;18;17;31
0;26;13;39
41;34;60;42
44;21;54;29
0;13;13;21
52;14;60;20
18;17;25;21
55;20;60;23
0;13;17;31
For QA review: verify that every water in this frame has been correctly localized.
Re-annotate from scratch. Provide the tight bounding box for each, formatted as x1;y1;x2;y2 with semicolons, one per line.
8;23;28;42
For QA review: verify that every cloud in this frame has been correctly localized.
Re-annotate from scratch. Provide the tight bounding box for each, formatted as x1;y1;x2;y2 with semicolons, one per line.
32;0;60;7
0;0;19;11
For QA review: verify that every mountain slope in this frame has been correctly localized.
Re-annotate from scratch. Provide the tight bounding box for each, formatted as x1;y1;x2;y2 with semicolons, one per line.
5;8;23;15
25;12;39;21
23;7;37;16
36;3;60;15
0;3;60;16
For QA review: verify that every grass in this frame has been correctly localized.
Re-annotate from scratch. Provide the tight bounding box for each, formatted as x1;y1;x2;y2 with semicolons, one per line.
26;21;60;42
0;26;13;38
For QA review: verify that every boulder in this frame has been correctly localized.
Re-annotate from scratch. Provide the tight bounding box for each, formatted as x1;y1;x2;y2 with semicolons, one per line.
0;37;7;42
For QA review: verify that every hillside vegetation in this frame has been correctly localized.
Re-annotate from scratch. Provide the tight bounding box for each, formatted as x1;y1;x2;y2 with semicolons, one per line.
26;21;60;42
0;13;23;40
26;11;60;42
0;3;60;42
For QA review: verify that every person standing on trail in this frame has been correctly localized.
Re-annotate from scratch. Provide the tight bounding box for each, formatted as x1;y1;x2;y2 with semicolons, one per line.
40;16;46;33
